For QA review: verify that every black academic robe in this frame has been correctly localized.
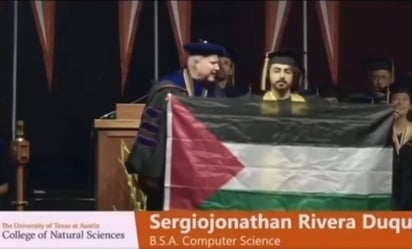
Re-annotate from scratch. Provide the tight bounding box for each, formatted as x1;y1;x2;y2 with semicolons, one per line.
393;147;401;209
125;69;217;210
125;86;183;211
394;143;412;210
342;90;389;104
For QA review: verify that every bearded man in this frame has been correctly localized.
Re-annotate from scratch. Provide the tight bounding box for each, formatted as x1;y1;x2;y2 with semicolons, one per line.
260;51;307;102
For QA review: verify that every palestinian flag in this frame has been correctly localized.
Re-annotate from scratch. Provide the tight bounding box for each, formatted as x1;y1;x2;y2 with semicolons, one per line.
163;95;394;211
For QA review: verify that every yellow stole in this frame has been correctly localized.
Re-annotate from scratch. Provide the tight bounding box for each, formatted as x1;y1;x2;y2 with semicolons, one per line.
183;69;208;97
263;91;306;102
261;91;307;116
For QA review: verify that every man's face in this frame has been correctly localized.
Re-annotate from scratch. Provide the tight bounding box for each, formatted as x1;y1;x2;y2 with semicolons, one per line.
392;93;411;116
269;63;294;91
195;55;220;82
369;70;392;92
219;57;234;79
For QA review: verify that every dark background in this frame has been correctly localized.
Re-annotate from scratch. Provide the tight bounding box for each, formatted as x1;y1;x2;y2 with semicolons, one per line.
0;1;411;208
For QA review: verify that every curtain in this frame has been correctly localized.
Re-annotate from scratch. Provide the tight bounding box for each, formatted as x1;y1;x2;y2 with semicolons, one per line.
167;1;192;67
315;1;341;84
119;0;144;94
31;0;56;92
265;0;292;52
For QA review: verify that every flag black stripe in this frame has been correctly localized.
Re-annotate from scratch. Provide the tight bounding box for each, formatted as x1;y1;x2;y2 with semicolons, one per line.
173;96;394;148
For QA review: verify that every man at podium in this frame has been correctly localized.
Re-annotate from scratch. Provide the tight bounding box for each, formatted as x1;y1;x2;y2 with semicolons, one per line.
126;40;226;210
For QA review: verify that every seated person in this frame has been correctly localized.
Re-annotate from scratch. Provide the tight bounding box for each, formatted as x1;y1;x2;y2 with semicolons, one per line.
390;77;412;210
344;57;395;104
258;50;326;116
126;40;226;210
215;46;250;97
259;50;306;102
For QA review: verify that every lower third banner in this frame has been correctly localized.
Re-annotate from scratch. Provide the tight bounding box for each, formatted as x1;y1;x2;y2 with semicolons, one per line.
163;95;394;211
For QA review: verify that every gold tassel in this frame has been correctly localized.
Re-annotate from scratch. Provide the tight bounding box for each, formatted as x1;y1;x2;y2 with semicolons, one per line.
230;64;236;86
118;140;147;211
260;52;270;91
384;58;395;104
299;71;303;91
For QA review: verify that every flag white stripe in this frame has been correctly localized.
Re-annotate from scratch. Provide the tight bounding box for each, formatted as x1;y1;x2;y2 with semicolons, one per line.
222;143;392;195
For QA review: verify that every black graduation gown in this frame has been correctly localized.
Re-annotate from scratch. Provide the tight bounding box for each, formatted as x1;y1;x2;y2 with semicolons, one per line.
342;91;389;104
125;83;185;210
125;69;218;210
396;143;412;210
392;145;401;210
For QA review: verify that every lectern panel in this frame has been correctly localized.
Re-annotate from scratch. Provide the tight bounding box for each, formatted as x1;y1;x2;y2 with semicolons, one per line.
96;130;137;210
94;103;144;210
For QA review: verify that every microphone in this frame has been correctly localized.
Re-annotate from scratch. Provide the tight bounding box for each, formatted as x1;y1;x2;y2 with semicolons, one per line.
99;94;148;119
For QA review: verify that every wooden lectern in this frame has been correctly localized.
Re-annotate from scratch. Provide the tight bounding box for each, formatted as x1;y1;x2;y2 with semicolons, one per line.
94;103;145;210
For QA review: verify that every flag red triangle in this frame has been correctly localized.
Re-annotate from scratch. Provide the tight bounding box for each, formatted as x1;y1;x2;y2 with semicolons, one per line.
169;97;245;209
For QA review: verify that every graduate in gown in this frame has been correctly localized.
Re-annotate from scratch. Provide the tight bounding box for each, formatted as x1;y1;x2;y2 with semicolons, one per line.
390;77;412;210
126;41;225;210
344;57;395;104
258;50;324;116
260;50;306;103
398;139;412;210
215;46;250;98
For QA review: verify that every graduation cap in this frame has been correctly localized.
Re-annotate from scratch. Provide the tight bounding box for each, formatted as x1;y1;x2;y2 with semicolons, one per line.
362;57;396;95
260;50;305;91
267;50;304;66
183;40;225;56
362;57;394;73
221;47;238;62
